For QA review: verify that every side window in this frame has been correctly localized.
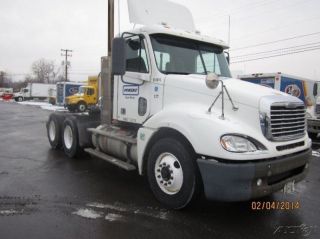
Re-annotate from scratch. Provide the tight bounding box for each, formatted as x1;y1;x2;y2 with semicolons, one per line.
87;88;94;96
23;89;29;93
126;38;149;73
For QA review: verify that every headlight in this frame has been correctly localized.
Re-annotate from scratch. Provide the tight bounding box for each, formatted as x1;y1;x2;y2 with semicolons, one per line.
220;134;266;153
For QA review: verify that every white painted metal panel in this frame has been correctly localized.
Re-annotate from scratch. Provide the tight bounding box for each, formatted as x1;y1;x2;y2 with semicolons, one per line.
127;0;195;32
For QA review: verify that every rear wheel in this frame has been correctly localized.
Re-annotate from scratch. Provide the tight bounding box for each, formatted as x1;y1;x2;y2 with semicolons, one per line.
62;118;82;158
47;114;62;149
147;137;201;209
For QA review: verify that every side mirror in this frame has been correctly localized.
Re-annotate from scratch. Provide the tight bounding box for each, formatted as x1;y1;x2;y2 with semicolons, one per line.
206;73;220;89
112;38;127;76
225;51;230;65
313;83;318;96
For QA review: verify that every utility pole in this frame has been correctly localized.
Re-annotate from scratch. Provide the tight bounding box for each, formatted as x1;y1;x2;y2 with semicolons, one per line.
101;0;114;124
61;49;73;81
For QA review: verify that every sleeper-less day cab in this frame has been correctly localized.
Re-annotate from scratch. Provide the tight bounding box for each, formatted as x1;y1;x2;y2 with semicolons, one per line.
46;0;311;209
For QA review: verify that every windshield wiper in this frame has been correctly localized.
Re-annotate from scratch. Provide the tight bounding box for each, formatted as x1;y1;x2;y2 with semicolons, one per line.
163;71;190;75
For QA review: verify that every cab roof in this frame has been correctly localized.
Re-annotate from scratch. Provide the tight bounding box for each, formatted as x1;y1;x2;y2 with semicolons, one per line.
129;24;229;50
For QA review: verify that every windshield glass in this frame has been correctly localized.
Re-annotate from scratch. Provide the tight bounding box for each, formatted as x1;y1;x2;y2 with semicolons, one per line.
150;34;231;77
79;87;86;94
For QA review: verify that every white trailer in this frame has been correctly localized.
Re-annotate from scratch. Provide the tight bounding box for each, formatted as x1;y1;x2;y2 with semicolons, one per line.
46;0;311;209
14;83;55;101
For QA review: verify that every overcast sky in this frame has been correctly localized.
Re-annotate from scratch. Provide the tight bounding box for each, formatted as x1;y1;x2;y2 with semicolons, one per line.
1;0;320;82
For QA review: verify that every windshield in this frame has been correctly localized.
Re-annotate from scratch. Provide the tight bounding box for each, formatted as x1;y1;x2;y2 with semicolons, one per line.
150;34;231;77
79;87;86;94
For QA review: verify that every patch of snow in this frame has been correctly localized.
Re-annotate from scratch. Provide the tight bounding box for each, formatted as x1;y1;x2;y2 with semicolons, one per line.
134;209;168;220
72;208;103;219
18;101;49;106
312;151;320;157
40;105;66;112
0;209;23;215
87;202;170;221
105;213;125;222
87;202;128;212
17;101;66;111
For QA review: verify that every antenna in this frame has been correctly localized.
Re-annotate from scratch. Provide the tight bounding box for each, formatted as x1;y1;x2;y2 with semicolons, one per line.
118;0;121;35
228;15;231;51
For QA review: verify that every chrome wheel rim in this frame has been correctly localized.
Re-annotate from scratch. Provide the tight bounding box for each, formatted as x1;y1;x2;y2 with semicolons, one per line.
64;125;73;149
155;153;183;195
49;121;56;141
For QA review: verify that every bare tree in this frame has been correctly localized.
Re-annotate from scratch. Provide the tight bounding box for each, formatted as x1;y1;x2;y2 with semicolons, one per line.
0;71;4;87
0;71;12;88
30;58;61;83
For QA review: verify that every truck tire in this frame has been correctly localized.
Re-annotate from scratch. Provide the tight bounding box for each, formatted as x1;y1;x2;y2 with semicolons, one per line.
17;96;23;102
47;114;62;149
78;102;87;112
308;132;318;139
62;118;82;158
147;137;201;209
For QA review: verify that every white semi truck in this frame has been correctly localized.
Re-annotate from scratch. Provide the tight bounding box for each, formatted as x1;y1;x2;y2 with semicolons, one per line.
14;83;56;102
46;0;311;209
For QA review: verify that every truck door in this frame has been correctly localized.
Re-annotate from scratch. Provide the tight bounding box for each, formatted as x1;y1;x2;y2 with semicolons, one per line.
86;88;96;104
115;36;151;124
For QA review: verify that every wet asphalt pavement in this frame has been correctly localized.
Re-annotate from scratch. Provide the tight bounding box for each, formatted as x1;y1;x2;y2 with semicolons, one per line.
0;101;319;239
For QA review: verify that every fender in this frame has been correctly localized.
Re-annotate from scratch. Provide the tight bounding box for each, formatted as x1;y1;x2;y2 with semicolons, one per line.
137;103;264;175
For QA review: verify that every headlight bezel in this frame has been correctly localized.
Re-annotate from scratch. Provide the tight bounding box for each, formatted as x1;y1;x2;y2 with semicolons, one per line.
220;134;267;153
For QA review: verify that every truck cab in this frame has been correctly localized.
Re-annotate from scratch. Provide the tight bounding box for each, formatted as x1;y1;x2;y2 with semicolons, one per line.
65;76;98;112
46;0;311;209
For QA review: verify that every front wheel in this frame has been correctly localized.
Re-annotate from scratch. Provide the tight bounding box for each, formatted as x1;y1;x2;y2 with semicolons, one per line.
147;138;201;209
308;132;318;140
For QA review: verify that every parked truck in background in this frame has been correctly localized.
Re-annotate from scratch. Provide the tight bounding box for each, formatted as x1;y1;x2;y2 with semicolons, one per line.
56;81;84;106
14;83;55;102
65;76;99;112
46;0;311;209
239;73;320;139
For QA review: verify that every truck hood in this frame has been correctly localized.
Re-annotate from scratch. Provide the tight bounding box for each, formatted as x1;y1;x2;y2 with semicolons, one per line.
164;74;292;109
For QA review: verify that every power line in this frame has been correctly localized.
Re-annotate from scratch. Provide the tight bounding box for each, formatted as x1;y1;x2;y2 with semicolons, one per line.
232;14;320;41
232;41;320;59
231;46;320;63
61;49;73;81
231;31;320;51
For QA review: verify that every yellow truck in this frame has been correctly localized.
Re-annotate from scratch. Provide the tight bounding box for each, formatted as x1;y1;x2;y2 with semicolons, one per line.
65;76;99;112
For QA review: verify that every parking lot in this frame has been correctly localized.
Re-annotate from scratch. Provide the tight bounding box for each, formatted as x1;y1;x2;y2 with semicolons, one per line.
0;100;319;239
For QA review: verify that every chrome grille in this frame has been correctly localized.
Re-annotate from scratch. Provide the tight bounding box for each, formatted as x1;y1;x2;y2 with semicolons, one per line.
270;103;306;141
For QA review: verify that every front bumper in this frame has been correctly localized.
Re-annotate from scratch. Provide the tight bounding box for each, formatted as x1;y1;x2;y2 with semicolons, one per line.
197;148;311;201
307;119;320;133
